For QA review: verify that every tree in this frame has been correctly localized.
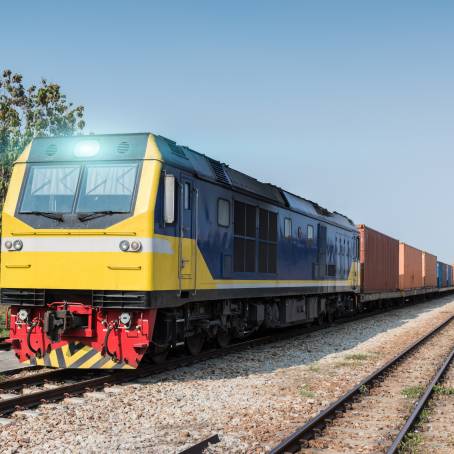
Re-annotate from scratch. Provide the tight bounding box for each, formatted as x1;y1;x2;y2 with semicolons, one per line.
0;69;85;207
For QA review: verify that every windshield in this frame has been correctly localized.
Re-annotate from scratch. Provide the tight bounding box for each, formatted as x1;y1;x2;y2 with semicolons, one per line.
19;162;139;215
76;163;138;213
20;165;81;213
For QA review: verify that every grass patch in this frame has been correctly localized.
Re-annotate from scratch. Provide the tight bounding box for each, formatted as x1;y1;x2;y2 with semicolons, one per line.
398;432;423;453
344;353;370;361
359;384;368;395
308;364;321;373
299;384;316;398
433;385;454;395
337;352;374;368
401;386;425;400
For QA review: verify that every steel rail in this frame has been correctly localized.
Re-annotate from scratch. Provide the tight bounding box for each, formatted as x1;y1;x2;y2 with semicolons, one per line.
0;365;41;377
0;368;100;391
387;343;454;453
269;314;454;454
178;434;220;454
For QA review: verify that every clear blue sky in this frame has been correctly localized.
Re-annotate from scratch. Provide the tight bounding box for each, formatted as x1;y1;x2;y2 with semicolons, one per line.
2;1;454;261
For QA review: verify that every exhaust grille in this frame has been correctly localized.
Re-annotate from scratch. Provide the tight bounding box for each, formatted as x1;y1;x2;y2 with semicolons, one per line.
1;289;45;306
208;158;231;185
117;141;130;154
92;290;148;308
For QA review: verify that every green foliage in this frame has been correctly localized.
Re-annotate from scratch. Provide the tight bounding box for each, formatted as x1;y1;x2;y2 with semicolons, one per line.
299;384;316;398
401;385;424;400
433;384;454;395
0;307;8;338
398;432;423;453
0;69;85;213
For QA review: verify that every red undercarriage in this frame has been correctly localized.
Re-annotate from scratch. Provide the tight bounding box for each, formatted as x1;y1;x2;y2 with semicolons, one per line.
8;304;157;368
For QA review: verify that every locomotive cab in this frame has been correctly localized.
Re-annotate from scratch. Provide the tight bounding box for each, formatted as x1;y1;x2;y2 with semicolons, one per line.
1;134;163;368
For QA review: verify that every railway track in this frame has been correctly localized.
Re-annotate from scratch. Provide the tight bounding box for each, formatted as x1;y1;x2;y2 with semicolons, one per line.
0;299;420;418
0;323;332;417
388;339;454;453
269;313;454;453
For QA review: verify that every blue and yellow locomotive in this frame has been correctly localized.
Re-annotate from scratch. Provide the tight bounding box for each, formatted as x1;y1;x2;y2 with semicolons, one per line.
0;133;360;369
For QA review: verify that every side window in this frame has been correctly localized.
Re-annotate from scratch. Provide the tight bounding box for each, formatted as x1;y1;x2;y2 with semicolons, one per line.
284;218;292;239
217;198;230;227
183;182;191;210
307;224;314;242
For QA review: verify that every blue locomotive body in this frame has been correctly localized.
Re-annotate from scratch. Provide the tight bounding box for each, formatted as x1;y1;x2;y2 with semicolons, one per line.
153;135;359;313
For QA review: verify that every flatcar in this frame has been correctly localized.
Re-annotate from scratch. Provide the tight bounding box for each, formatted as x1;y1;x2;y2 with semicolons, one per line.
0;133;361;368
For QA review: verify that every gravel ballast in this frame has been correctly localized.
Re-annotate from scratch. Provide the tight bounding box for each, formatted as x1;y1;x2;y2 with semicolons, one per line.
1;296;454;453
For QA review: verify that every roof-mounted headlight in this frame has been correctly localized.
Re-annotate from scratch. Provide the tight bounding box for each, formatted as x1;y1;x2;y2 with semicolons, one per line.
74;140;100;158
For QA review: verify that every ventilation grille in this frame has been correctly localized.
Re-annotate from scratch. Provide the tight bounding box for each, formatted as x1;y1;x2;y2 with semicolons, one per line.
208;158;231;185
117;141;130;154
92;290;148;308
1;289;45;306
45;144;57;157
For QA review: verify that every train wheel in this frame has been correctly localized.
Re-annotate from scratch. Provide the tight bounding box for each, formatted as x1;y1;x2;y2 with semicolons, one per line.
327;311;334;325
317;312;326;327
186;333;205;356
216;329;231;349
150;345;169;364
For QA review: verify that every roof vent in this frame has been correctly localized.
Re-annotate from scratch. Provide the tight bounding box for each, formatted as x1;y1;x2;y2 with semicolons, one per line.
208;158;231;185
117;141;130;154
45;144;57;157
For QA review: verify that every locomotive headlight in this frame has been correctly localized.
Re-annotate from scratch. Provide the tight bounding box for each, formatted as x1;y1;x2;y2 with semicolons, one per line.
13;240;23;251
17;309;29;322
4;240;12;250
130;240;142;252
74;140;100;158
119;240;130;252
119;312;131;326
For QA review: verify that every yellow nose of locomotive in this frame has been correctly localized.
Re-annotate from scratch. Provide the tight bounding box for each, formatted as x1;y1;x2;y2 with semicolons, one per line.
0;133;163;369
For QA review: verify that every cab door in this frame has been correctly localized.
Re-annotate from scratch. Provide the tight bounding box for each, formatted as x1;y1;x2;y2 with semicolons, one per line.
179;176;196;292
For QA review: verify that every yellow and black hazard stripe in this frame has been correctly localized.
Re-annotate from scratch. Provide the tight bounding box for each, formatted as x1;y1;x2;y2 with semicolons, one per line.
23;342;134;369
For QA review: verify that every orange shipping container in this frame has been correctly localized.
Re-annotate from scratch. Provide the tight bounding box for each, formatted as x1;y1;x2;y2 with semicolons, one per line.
399;243;423;290
358;225;399;293
422;252;437;288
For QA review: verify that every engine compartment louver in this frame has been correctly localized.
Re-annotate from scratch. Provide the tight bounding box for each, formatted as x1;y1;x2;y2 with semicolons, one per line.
92;290;149;308
208;158;231;185
1;289;45;306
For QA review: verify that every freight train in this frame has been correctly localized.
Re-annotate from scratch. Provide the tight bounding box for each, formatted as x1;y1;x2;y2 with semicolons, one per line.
0;133;452;369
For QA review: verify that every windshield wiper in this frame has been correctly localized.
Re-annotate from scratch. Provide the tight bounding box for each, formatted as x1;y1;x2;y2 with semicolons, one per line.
24;211;64;222
77;211;126;222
